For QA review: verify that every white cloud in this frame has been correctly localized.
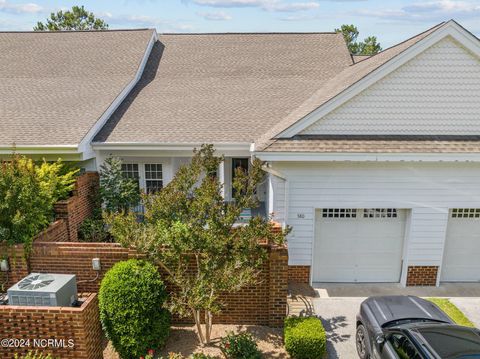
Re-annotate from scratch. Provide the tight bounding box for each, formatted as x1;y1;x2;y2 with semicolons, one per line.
197;10;232;20
354;0;480;22
103;13;194;32
0;0;42;14
190;0;320;12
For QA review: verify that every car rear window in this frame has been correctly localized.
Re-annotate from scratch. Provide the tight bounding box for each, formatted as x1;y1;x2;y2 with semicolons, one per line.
417;326;480;358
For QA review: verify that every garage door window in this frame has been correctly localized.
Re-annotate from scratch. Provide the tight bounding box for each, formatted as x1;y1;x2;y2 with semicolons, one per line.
451;208;480;219
364;208;398;218
322;209;357;218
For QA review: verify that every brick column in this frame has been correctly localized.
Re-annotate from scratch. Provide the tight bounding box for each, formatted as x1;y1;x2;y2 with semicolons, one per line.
0;244;28;289
268;245;288;327
288;265;311;284
54;172;100;241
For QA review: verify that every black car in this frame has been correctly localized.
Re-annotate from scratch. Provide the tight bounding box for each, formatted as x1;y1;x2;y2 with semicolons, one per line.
356;295;480;359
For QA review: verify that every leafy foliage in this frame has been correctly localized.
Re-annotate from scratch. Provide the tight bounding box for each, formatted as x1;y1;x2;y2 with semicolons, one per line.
335;24;382;55
34;6;108;31
106;144;289;345
78;218;110;242
99;259;171;359
14;351;56;359
284;316;326;359
0;155;78;253
99;157;141;214
220;332;262;359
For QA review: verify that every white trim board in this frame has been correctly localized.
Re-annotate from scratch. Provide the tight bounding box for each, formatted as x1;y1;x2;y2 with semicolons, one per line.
276;21;480;139
78;29;158;159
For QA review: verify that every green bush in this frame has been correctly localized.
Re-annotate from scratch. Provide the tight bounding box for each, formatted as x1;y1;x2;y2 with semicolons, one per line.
220;331;262;359
14;351;55;359
78;218;110;242
99;259;171;359
284;316;326;359
0;155;78;253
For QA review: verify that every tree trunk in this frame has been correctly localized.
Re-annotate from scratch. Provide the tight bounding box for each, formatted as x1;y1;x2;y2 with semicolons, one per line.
205;310;213;343
193;309;206;345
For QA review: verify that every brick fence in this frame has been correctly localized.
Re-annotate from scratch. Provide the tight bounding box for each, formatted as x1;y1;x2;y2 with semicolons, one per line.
0;293;102;359
4;241;288;327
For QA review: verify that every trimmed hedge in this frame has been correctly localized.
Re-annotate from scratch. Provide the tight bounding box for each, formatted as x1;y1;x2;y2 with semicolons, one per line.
284;316;327;359
99;259;171;359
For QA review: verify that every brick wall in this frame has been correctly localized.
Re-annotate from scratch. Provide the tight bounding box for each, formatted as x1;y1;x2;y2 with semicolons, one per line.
0;245;29;290
54;172;99;242
288;265;311;284
0;293;103;359
406;266;439;286
19;241;288;326
34;220;68;243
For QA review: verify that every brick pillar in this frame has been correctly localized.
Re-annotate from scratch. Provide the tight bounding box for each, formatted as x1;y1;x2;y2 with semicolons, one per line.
54;172;100;241
0;244;28;289
268;244;288;327
288;265;311;284
406;266;439;286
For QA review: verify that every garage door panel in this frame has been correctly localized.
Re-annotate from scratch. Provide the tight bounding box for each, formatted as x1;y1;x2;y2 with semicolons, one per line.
313;209;406;283
442;209;480;282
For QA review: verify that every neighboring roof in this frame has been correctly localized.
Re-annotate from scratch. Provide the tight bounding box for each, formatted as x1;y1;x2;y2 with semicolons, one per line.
0;29;154;147
263;137;480;153
94;32;352;144
255;22;447;150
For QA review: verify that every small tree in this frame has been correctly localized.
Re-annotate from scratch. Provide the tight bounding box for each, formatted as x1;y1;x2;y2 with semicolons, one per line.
34;5;108;31
99;157;141;214
107;145;289;345
0;155;78;252
335;24;382;55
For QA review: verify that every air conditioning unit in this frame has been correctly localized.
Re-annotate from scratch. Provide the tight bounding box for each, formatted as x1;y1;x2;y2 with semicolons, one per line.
7;273;78;307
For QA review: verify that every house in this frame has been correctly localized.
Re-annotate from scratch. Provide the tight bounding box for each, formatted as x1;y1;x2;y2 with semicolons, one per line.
1;20;480;286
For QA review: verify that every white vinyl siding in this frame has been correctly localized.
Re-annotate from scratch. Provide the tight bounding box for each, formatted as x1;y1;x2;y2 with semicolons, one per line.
272;161;480;267
301;37;480;136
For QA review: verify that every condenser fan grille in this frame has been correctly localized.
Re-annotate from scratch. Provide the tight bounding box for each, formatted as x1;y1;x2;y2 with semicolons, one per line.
18;274;55;290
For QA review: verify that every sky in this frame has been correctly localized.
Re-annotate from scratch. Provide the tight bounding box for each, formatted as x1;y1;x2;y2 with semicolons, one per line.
0;0;480;47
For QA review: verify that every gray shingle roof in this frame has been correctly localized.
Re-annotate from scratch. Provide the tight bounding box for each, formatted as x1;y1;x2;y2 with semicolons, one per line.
94;32;353;144
255;22;447;150
0;29;154;147
263;138;480;153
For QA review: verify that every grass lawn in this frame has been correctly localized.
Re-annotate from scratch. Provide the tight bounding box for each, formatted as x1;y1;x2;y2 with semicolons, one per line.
427;298;475;327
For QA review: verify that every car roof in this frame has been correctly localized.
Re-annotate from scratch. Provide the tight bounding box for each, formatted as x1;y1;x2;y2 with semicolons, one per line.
362;296;452;327
413;324;480;358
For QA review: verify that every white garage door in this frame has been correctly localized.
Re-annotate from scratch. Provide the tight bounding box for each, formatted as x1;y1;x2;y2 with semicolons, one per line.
442;208;480;282
313;208;406;283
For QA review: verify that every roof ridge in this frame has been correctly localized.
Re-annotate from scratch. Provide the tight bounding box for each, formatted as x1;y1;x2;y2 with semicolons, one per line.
159;31;340;35
0;28;153;34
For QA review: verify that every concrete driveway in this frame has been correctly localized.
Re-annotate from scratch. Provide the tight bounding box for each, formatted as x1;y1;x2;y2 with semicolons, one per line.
310;283;480;359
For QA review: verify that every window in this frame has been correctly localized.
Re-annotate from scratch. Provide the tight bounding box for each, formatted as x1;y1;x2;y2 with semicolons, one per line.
388;333;421;359
144;163;163;194
451;208;480;219
322;209;357;218
364;208;398;218
121;163;140;186
232;158;249;197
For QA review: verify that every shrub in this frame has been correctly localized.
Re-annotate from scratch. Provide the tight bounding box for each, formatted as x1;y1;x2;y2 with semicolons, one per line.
0;155;78;253
99;157;141;213
14;351;55;359
78;218;110;242
99;259;171;359
220;331;262;359
284;316;326;359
